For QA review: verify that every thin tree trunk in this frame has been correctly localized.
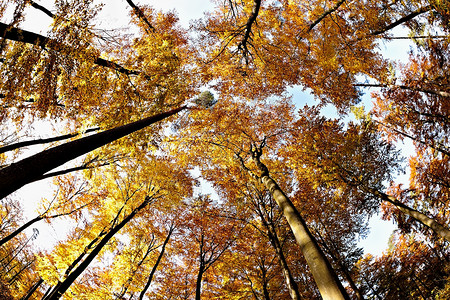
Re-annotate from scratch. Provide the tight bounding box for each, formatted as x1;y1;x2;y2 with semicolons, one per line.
307;0;346;32
267;228;301;300
195;264;205;300
8;259;34;284
0;216;42;247
368;187;450;242
250;150;350;300
21;278;44;300
262;272;271;300
138;226;174;300
44;196;153;299
257;206;301;300
117;234;157;299
0;106;186;199
0;128;99;155
314;227;364;300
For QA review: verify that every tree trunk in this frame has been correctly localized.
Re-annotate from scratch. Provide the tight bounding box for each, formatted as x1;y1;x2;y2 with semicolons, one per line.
251;153;350;300
368;187;450;242
0;128;99;155
266;226;301;300
257;206;301;300
44;197;152;299
138;226;174;300
0;106;186;199
21;278;44;300
195;264;205;300
0;216;43;247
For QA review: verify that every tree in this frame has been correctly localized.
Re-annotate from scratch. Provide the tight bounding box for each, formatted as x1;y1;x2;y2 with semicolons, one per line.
171;97;349;299
0;105;187;199
356;231;450;299
1;0;449;298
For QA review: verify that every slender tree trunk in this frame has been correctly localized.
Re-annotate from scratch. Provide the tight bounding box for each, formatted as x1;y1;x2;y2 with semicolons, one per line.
260;212;301;300
0;106;186;199
41;285;53;299
44;197;152;299
139;226;174;300
262;274;271;300
268;230;301;300
0;128;99;155
117;235;157;299
195;264;205;300
21;278;44;300
314;229;364;300
0;216;43;247
368;187;450;242
251;151;350;300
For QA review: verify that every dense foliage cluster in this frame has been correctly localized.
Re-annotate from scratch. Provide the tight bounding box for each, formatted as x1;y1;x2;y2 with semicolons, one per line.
0;0;448;299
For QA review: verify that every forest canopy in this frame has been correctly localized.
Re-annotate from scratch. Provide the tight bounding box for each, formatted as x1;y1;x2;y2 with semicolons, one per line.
0;0;449;299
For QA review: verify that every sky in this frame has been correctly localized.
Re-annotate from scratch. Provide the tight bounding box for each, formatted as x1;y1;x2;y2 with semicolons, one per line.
3;0;417;257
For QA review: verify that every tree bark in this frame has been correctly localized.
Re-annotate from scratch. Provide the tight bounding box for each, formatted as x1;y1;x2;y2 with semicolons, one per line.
267;226;301;300
0;106;186;199
44;196;153;300
370;6;432;36
251;151;350;300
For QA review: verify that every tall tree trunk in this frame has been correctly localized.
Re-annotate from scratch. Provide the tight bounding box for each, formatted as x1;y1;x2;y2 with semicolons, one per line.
21;278;44;300
266;225;301;300
195;264;205;300
368;187;450;242
0;216;43;247
262;273;271;300
0;128;99;155
314;228;364;300
256;202;301;300
139;226;174;300
250;149;350;300
44;196;153;300
0;106;186;199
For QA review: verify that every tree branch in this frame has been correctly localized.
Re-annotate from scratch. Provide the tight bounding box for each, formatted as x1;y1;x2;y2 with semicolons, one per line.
238;0;261;62
125;0;155;34
354;83;450;98
26;0;54;18
0;22;140;76
371;6;432;36
307;0;346;32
